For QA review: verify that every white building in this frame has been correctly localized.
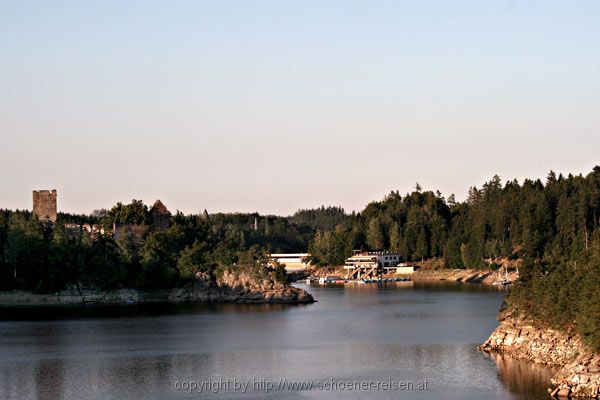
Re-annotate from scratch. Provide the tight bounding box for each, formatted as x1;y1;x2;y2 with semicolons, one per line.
269;253;310;270
396;264;417;274
344;251;401;268
343;251;402;278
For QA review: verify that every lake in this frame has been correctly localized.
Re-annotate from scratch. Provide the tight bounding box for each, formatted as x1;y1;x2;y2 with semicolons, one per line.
0;282;556;400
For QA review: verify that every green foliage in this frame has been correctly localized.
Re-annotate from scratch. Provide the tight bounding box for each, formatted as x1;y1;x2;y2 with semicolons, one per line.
0;201;303;294
508;256;600;351
274;264;287;283
177;240;213;279
82;237;125;290
105;200;149;226
308;225;353;266
388;222;401;253
2;166;600;349
137;225;185;289
289;206;350;231
367;218;385;250
208;212;310;253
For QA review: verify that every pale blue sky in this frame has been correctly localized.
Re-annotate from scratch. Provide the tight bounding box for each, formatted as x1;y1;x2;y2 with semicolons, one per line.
1;1;599;215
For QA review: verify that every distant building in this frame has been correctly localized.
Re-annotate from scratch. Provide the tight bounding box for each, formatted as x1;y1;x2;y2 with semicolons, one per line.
396;264;418;274
149;200;171;230
32;189;57;222
343;251;402;279
345;250;401;267
269;253;310;270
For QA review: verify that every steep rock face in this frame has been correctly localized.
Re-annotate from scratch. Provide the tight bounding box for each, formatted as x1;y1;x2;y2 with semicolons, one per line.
168;269;314;304
215;269;314;303
480;315;600;398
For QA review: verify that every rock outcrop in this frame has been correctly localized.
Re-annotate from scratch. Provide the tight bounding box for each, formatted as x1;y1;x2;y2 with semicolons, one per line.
480;314;600;398
0;269;314;306
215;269;314;303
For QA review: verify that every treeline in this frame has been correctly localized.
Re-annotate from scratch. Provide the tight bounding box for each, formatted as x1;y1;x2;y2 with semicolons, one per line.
289;206;351;231
0;206;287;293
508;253;600;352
306;169;600;270
1;167;599;350
3;168;600;274
306;189;451;266
208;212;313;254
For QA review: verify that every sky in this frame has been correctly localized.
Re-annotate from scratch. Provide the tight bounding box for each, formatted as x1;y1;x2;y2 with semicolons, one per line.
1;0;599;216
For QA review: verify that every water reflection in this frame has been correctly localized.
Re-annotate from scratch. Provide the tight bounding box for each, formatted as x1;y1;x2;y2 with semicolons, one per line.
0;283;552;400
35;359;64;400
486;352;557;399
0;302;301;321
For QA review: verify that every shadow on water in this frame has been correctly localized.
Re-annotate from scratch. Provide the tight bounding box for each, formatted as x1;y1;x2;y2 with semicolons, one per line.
0;281;505;322
0;302;309;321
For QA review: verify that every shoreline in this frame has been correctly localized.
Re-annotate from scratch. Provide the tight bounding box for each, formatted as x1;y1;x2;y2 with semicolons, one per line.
480;314;600;398
406;268;518;286
0;277;315;307
308;267;519;285
0;287;315;307
308;266;519;286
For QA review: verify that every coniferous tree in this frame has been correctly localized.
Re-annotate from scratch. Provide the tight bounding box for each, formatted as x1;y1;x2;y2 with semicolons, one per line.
366;218;385;250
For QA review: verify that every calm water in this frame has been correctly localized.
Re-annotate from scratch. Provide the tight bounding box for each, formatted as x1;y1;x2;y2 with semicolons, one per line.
0;282;556;400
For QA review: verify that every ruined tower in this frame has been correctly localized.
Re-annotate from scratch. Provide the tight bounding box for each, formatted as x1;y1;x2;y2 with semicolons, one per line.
32;189;57;222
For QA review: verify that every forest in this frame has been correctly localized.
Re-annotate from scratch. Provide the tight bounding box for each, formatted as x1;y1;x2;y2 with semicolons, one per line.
1;167;599;349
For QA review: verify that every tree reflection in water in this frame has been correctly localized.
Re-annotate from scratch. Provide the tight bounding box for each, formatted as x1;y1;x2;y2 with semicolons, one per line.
485;352;559;399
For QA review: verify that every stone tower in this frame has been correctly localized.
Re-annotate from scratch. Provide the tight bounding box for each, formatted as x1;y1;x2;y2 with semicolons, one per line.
33;189;57;222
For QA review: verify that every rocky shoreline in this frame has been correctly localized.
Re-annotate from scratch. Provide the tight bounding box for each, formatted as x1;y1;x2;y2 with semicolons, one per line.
304;266;519;286
480;314;600;398
410;268;519;285
0;270;315;306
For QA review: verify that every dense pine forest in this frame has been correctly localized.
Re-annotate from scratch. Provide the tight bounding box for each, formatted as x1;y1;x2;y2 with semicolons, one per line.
1;167;599;349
